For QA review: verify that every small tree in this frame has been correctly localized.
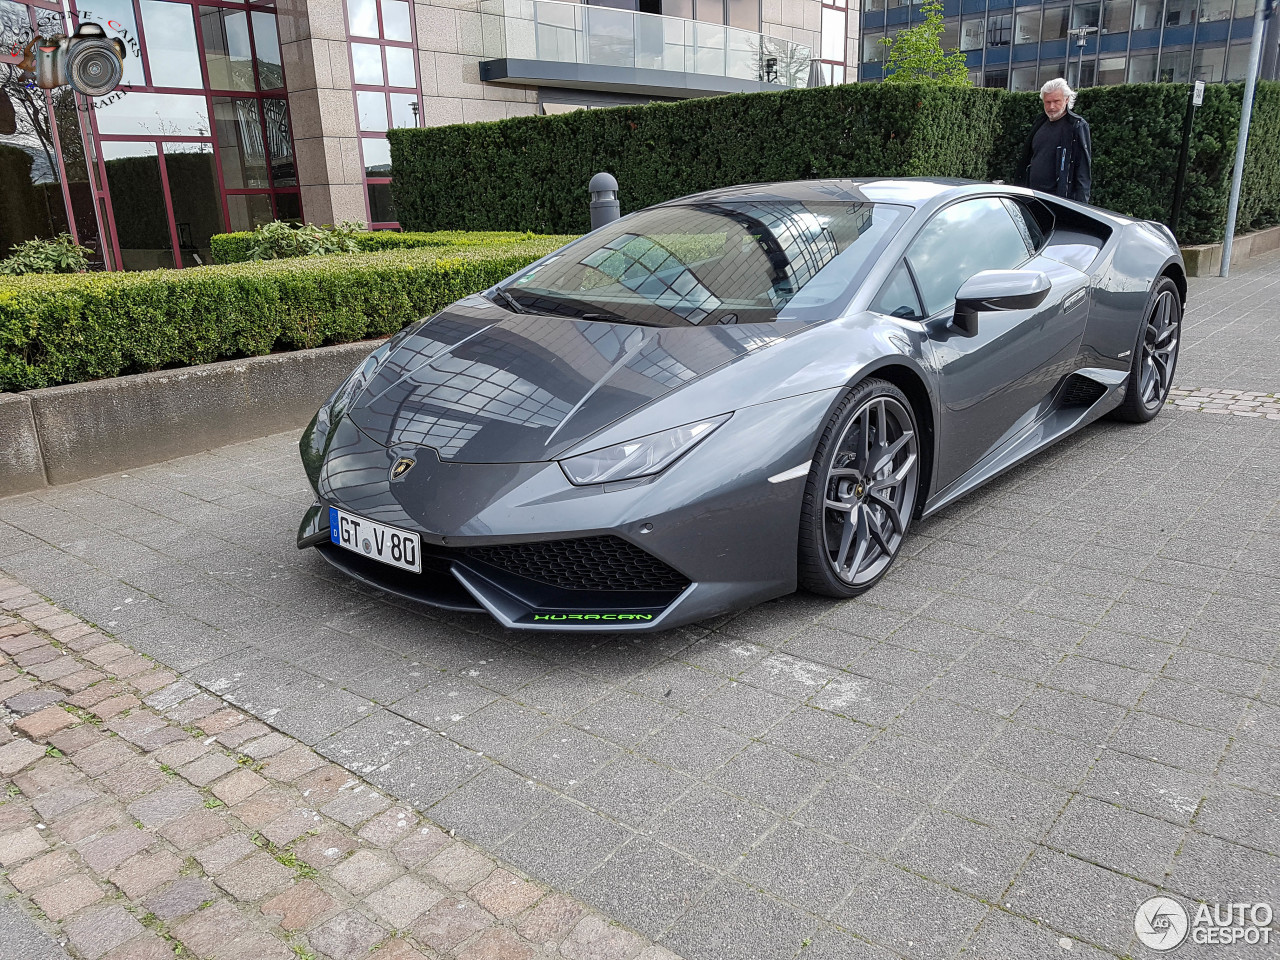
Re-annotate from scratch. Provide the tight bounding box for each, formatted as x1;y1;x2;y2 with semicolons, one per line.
880;0;971;86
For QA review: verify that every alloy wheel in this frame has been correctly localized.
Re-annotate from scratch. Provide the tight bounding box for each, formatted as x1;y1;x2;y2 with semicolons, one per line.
1140;289;1180;407
822;395;919;587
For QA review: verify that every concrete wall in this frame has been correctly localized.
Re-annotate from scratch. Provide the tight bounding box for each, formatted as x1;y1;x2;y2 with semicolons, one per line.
0;342;381;496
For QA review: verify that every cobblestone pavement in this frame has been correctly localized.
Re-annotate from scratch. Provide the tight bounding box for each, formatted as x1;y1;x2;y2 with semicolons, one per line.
0;594;682;960
1;255;1278;960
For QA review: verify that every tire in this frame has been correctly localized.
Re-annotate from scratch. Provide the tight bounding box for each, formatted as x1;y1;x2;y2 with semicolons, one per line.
797;378;921;598
1111;277;1182;423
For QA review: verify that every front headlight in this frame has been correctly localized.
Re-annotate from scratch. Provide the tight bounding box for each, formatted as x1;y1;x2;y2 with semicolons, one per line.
559;414;731;486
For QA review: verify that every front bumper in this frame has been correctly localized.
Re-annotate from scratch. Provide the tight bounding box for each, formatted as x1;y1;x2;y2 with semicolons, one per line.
297;388;840;631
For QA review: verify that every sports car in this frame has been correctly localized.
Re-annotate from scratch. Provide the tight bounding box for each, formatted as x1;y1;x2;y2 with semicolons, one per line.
297;178;1185;631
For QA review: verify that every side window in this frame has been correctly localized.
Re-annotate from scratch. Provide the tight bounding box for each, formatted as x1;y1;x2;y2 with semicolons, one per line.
871;261;924;320
906;198;1033;316
1002;198;1048;253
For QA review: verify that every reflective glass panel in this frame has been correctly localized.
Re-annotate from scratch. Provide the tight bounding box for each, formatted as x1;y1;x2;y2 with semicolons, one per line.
1200;0;1232;19
1097;55;1126;82
384;45;416;86
0;50;73;257
1011;64;1039;89
381;0;411;40
1015;9;1041;43
262;98;294;185
212;96;267;187
1225;41;1250;79
1233;0;1254;16
1102;0;1131;31
863;32;886;62
1131;0;1161;29
226;191;272;231
1193;44;1226;81
1038;61;1065;84
389;93;417;128
95;92;210;135
357;90;388;131
50;86;106;268
1072;2;1100;28
1164;0;1196;25
139;0;201;88
1041;6;1069;38
274;191;301;222
362;136;391;176
988;14;1012;44
75;0;145;87
352;42;384;84
941;20;959;50
201;6;255;90
960;17;984;49
347;0;378;37
252;12;284;88
907;199;1029;316
1127;52;1156;80
164;142;220;267
99;140;173;270
368;181;396;222
1158;47;1191;81
821;7;845;60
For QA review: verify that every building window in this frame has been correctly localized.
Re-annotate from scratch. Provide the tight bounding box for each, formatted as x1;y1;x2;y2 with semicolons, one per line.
1014;8;1041;44
1225;41;1252;79
863;31;886;63
1131;0;1161;30
1128;51;1157;80
1158;48;1192;81
1101;0;1131;32
985;68;1009;86
1071;2;1100;29
1163;0;1197;26
1041;6;1069;39
1193;44;1227;81
988;13;1012;45
349;0;420;227
1097;55;1127;82
960;17;985;49
1199;0;1232;20
1011;65;1039;89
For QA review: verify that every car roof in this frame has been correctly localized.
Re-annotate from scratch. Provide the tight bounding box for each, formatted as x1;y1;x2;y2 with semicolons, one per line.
660;177;981;208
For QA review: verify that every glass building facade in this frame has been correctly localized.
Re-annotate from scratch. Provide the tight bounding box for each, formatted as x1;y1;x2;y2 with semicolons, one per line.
1;0;848;268
860;0;1278;88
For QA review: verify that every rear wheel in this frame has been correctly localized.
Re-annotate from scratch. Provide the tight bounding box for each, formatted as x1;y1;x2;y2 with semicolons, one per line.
798;379;920;598
1112;277;1181;423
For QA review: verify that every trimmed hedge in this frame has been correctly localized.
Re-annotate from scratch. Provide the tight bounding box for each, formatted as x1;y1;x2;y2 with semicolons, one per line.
389;80;1280;245
209;228;543;264
389;83;1004;235
0;239;571;391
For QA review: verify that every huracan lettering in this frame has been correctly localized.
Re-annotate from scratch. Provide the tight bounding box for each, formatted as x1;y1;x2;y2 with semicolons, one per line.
530;614;655;621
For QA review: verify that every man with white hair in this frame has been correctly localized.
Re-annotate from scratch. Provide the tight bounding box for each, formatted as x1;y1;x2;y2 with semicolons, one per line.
1016;77;1092;203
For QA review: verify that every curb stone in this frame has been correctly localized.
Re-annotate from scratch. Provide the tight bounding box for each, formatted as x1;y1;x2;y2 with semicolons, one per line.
0;577;685;960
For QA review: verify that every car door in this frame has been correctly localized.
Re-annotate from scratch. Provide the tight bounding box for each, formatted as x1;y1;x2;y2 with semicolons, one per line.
873;196;1085;491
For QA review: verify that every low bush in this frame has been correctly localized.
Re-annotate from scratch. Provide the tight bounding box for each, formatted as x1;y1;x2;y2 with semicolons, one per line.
0;234;92;275
244;221;363;260
0;238;571;392
210;227;543;264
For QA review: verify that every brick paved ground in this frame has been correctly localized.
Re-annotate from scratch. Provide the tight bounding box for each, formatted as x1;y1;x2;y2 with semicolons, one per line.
0;598;682;960
2;253;1278;960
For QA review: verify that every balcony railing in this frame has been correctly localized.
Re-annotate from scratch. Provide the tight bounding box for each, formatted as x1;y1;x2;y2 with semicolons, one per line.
480;0;814;89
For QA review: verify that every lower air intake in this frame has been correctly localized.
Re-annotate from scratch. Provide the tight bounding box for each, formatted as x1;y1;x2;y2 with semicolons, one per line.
1061;374;1108;407
465;536;690;592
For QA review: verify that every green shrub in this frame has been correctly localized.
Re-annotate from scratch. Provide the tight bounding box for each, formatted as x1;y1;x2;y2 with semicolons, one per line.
0;238;572;391
244;221;363;260
388;83;1004;235
210;227;543;263
0;234;92;275
388;80;1278;245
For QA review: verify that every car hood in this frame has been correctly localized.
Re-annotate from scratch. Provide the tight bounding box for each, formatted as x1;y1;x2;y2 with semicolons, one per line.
346;297;795;463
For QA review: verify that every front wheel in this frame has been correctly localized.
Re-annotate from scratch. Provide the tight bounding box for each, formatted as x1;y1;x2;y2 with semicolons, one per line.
797;379;920;598
1112;277;1182;423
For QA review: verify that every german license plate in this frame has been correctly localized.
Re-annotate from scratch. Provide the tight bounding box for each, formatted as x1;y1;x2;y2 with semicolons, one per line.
329;507;421;573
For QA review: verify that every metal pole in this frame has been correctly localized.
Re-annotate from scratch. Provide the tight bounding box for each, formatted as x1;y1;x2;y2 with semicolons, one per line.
1169;84;1198;236
1220;0;1268;277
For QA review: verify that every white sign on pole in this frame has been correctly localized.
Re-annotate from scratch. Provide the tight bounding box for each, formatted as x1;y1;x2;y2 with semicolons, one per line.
1193;81;1205;106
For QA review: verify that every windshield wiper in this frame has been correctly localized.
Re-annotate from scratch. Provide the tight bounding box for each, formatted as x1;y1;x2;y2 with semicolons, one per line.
489;287;526;314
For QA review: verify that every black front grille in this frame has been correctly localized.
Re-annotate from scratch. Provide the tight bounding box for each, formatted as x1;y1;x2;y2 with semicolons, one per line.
464;536;689;592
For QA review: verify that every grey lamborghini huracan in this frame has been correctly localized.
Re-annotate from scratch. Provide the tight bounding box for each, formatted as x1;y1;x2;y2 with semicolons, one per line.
297;178;1185;631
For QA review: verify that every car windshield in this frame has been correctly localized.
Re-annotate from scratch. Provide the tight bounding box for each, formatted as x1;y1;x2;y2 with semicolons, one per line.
500;199;911;327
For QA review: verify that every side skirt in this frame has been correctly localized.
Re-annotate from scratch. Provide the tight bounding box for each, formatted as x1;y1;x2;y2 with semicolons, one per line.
921;367;1128;518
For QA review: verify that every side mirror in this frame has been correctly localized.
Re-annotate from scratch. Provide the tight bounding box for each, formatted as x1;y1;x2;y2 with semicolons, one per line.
952;270;1051;337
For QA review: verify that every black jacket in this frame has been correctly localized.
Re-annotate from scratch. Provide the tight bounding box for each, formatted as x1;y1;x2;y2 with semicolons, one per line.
1017;109;1092;204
